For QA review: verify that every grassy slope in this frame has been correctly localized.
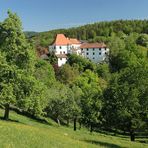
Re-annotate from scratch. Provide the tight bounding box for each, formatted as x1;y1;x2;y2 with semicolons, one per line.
0;110;147;148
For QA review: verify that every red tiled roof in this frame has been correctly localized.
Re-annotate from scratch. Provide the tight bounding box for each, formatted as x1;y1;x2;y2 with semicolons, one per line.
56;54;67;58
53;34;81;45
69;38;81;44
53;34;70;45
80;43;107;49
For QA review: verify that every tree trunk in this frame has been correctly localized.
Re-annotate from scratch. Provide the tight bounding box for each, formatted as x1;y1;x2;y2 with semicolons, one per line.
130;130;135;141
67;119;69;126
4;104;10;120
79;121;82;130
57;118;60;126
90;124;93;133
74;117;77;131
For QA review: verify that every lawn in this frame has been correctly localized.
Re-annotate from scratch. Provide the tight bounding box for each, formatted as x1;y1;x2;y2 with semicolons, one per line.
0;109;147;148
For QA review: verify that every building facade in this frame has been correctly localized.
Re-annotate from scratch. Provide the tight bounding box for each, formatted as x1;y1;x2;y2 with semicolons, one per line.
80;43;109;63
49;34;109;66
49;34;81;66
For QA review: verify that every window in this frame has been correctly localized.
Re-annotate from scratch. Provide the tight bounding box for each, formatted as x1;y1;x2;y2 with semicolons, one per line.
54;46;56;49
93;57;95;59
60;58;62;60
105;47;107;50
93;52;95;55
60;51;62;54
87;52;89;55
99;52;101;55
105;52;107;55
93;48;95;51
87;48;89;51
60;46;62;49
63;51;65;54
81;48;83;51
99;48;101;51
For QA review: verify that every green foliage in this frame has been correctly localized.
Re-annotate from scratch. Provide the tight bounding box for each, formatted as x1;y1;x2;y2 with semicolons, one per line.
56;64;79;85
46;82;77;124
0;11;34;115
75;70;103;129
0;11;51;118
31;20;148;47
136;34;148;47
34;59;55;86
95;64;111;81
103;62;148;133
67;54;96;72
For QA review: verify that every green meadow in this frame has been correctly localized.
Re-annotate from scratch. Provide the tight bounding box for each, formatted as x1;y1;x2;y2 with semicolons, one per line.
0;109;147;148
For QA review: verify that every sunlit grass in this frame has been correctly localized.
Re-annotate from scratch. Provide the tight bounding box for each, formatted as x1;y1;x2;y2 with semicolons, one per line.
0;109;147;148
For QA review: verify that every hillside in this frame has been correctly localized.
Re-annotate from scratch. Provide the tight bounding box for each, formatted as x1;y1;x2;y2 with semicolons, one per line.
31;20;148;47
24;31;38;38
0;109;147;148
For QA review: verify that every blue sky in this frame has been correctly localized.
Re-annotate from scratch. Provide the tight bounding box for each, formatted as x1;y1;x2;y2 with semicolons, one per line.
0;0;147;32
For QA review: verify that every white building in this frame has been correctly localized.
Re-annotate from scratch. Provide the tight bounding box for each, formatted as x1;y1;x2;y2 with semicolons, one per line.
49;34;81;66
49;34;109;66
80;43;109;63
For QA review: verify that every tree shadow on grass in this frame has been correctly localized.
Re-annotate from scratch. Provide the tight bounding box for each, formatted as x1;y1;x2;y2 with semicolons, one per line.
0;116;19;123
136;139;148;144
0;113;53;127
83;140;125;148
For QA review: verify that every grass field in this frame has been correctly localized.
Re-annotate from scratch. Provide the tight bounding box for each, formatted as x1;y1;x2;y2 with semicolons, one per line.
0;109;147;148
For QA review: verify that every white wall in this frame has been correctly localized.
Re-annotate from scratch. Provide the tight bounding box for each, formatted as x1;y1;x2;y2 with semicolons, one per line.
82;47;109;63
55;45;69;54
71;44;81;49
49;43;109;66
58;57;67;67
49;45;70;54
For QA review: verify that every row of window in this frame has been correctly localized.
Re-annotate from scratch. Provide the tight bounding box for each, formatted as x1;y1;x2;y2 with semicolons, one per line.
60;51;66;54
54;46;107;50
81;48;107;51
54;46;72;49
54;46;62;49
86;52;107;55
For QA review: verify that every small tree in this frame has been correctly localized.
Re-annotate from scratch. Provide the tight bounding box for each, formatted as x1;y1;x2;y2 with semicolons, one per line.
75;70;103;132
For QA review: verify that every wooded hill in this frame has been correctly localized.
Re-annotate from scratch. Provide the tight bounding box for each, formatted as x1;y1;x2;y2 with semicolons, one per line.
30;20;148;48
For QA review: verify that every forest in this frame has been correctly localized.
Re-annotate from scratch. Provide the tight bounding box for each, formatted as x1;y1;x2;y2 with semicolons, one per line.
0;11;148;143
